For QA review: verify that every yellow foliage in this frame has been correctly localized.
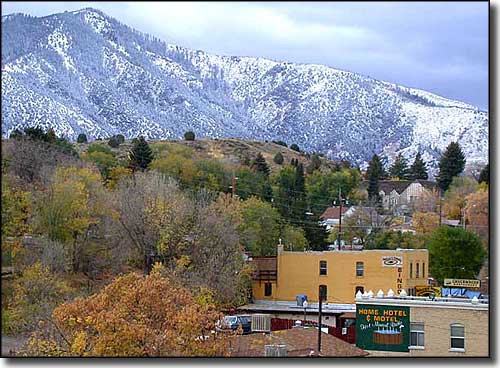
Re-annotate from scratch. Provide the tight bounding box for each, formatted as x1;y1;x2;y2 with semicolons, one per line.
412;212;440;235
29;272;229;357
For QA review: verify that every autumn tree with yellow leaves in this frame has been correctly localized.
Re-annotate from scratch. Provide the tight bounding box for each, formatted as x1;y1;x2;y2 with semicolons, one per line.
26;270;231;357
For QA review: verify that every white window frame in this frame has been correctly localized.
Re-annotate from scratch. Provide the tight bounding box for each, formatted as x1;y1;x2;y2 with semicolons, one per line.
409;322;425;349
449;323;465;352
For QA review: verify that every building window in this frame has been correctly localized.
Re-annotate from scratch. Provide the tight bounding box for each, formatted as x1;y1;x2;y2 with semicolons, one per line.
423;262;425;279
416;263;420;278
355;286;364;296
450;324;465;349
356;262;364;277
320;260;327;276
264;282;272;297
319;285;327;301
410;263;413;279
410;322;425;348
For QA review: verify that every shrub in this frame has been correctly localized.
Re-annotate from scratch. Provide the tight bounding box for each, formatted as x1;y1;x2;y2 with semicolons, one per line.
184;131;195;141
77;133;88;144
108;136;120;148
273;152;284;165
290;143;300;152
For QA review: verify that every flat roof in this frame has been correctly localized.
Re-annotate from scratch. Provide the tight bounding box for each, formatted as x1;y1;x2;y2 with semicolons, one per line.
238;300;356;315
356;296;488;310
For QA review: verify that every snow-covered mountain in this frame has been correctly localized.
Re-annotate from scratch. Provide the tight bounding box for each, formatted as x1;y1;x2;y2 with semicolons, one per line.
1;8;488;174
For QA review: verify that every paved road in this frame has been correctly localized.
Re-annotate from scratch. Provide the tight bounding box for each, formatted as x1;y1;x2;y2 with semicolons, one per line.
1;335;27;356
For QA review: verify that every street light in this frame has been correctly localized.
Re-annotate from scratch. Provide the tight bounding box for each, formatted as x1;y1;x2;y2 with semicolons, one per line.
303;300;308;324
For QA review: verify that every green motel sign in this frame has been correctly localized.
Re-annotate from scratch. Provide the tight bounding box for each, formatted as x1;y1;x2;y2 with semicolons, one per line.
356;304;410;352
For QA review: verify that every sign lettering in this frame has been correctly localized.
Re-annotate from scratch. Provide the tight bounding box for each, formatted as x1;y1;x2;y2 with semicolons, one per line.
356;304;410;352
444;279;480;288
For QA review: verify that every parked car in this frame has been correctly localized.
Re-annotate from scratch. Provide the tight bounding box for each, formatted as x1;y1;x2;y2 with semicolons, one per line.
217;315;252;334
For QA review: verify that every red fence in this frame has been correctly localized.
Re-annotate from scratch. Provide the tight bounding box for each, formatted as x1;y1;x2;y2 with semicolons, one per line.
270;318;355;344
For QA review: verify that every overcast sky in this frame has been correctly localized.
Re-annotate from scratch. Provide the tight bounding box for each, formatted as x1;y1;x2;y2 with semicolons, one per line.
2;1;489;110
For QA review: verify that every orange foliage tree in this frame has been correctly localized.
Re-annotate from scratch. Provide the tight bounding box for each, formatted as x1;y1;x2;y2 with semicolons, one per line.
27;269;230;357
464;185;488;245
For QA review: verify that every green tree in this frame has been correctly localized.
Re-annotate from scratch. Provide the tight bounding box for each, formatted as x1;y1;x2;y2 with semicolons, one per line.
252;153;270;178
108;136;120;148
9;263;73;333
83;150;119;181
280;225;308;251
366;154;385;204
9;129;23;140
478;163;489;184
306;154;321;174
239;197;281;256
389;153;409;180
273;152;284;165
409;151;428;180
305;169;360;216
427;227;486;285
46;128;57;143
303;216;329;251
290;143;300;152
128;136;153;172
184;131;195;141
77;133;88;144
115;134;125;144
437;142;466;191
235;167;272;202
292;163;307;222
272;140;287;147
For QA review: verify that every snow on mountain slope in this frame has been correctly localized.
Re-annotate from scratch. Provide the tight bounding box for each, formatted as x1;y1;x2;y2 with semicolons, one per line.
1;8;488;176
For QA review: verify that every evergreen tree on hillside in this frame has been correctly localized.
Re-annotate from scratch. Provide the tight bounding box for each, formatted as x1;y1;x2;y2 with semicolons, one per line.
293;163;306;220
46;128;57;143
273;152;284;165
478;163;489;184
367;154;384;204
437;142;466;191
409;152;428;180
304;218;329;251
389;154;410;180
77;133;88;143
128;136;153;172
290;143;300;152
252;153;270;178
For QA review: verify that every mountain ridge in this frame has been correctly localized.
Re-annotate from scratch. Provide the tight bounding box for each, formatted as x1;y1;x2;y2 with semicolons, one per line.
1;8;488;176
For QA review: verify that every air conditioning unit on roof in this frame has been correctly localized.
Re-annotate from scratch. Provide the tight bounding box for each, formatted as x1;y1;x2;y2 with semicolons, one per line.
252;313;271;332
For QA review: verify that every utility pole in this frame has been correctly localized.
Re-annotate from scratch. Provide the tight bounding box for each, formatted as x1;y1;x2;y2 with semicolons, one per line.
317;287;323;352
337;187;342;250
438;190;442;226
230;170;236;197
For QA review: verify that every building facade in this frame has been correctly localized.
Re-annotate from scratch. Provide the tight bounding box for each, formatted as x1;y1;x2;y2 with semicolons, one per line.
355;296;488;357
252;245;428;304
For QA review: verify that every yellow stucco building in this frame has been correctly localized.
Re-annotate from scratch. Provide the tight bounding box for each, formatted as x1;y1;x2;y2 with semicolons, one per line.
252;244;428;304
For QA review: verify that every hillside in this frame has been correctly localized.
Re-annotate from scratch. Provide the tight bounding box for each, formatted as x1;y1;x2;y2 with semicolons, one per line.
1;8;488;178
77;137;336;175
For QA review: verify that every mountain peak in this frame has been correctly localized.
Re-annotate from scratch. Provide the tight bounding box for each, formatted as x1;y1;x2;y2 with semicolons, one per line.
1;9;488;177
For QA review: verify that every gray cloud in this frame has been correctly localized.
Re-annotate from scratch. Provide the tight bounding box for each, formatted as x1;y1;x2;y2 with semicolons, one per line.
2;1;488;109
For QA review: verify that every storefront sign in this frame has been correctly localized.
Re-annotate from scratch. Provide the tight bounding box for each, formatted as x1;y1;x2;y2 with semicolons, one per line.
415;286;442;297
382;256;402;267
444;279;480;288
356;304;410;352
